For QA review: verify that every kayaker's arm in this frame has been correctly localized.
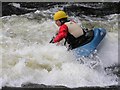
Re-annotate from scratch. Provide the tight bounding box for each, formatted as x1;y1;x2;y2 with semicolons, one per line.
53;24;68;43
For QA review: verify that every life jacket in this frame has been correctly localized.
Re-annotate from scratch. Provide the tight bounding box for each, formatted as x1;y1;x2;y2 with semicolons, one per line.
65;21;84;38
64;21;94;50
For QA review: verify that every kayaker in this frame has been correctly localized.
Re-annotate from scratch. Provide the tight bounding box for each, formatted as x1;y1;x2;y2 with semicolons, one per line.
50;10;94;50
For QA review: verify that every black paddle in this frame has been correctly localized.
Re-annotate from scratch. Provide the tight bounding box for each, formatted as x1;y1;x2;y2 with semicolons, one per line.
49;32;58;43
49;36;54;43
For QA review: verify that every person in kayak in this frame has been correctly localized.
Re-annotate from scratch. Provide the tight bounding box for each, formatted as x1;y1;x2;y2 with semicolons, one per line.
50;10;94;50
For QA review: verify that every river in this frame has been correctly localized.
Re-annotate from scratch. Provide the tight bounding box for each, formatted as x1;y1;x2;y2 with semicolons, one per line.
1;2;119;90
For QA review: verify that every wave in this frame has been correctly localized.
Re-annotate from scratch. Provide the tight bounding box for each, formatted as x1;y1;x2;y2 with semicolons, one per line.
0;13;118;88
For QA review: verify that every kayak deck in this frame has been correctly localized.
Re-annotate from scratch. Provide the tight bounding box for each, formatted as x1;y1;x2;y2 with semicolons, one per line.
73;28;106;57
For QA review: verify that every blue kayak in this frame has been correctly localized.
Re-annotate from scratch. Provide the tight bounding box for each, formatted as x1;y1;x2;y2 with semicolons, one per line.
73;28;106;57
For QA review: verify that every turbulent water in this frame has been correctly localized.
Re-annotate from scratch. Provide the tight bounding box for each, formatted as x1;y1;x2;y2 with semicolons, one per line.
0;2;119;89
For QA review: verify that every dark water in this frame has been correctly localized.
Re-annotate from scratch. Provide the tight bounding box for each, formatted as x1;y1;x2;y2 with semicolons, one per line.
1;2;120;90
2;2;120;17
2;85;120;90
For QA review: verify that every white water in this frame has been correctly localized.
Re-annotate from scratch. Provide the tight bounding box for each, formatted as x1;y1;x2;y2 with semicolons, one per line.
0;13;118;88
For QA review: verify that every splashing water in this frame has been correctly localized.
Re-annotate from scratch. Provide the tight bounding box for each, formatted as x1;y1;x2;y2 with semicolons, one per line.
0;11;118;88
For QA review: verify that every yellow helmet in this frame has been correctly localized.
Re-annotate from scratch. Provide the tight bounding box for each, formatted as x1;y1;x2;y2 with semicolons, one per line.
53;11;68;21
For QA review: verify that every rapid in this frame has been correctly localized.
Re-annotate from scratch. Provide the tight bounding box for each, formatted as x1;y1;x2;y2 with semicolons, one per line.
0;2;119;88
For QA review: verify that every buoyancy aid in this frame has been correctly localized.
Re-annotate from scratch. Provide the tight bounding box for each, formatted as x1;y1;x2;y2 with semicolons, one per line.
65;21;84;38
64;21;94;50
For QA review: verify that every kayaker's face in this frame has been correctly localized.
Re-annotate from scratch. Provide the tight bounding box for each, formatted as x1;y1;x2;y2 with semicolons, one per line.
55;20;61;26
